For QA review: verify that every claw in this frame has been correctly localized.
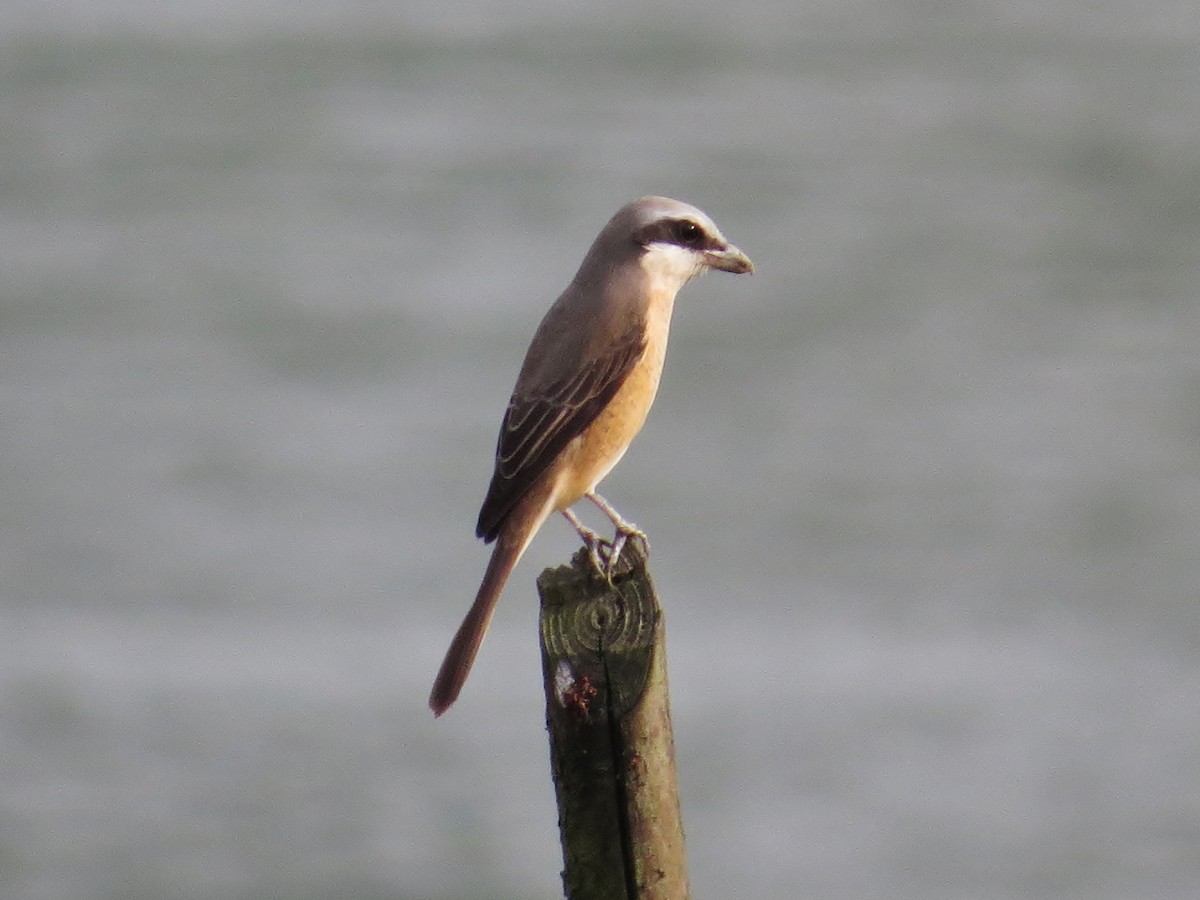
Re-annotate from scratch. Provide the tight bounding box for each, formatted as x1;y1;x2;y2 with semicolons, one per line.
607;531;627;578
583;535;611;580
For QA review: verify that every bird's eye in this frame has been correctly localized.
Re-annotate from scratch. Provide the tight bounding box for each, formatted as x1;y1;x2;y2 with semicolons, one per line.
673;220;703;245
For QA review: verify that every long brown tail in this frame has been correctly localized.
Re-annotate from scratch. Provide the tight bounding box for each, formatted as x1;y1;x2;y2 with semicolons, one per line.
428;528;527;716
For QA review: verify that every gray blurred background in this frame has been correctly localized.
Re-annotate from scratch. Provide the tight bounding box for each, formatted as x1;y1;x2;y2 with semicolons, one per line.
3;2;1199;898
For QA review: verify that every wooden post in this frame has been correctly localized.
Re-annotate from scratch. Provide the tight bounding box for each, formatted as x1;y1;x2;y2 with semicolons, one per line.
537;542;689;900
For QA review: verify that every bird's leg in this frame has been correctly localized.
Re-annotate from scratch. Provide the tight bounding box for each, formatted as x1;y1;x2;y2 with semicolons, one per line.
586;490;650;576
561;508;611;577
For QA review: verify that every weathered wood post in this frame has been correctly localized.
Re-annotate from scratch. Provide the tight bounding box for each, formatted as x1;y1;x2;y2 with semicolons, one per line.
537;542;689;900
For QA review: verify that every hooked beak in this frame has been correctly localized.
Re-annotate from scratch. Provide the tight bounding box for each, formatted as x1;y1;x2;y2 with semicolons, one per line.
704;244;754;274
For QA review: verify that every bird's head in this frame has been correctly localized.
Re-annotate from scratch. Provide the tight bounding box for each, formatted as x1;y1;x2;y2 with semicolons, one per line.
575;196;754;293
627;196;754;282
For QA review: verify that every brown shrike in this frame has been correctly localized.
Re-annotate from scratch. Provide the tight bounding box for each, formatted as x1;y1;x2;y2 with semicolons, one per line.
430;197;753;716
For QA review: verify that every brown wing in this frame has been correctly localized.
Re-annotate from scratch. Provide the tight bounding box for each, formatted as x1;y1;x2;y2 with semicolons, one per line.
475;330;646;542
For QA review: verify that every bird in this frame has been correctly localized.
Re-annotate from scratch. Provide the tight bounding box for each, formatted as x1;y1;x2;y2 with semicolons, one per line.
429;196;753;716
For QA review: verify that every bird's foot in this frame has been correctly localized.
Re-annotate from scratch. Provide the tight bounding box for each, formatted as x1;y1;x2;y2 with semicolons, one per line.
582;491;651;581
562;508;615;579
604;520;649;579
583;534;614;581
562;508;650;583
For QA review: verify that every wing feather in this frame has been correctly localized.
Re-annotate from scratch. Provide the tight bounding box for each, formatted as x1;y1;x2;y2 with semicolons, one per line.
475;328;646;542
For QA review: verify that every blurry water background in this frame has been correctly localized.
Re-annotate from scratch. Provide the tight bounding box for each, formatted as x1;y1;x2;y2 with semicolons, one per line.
3;1;1199;898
